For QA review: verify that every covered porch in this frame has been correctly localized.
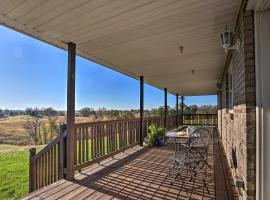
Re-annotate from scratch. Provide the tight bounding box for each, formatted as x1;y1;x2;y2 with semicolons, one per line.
23;128;237;200
0;0;258;199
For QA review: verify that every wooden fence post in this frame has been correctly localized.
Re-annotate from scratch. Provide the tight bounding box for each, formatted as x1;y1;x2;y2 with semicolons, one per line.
164;88;167;129
181;96;184;125
139;76;144;146
59;124;66;179
29;148;36;192
66;42;76;180
176;94;179;127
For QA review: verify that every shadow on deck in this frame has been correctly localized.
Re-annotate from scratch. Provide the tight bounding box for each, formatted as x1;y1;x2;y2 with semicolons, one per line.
22;128;238;200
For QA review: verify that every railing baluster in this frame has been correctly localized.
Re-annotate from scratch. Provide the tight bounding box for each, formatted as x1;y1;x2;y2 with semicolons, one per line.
97;124;100;157
48;149;51;184
42;155;45;187
78;128;81;164
101;124;104;156
53;145;57;182
86;126;89;161
38;158;41;188
93;125;96;159
29;148;36;192
109;123;112;153
36;156;39;189
95;125;98;158
90;125;94;160
82;127;85;163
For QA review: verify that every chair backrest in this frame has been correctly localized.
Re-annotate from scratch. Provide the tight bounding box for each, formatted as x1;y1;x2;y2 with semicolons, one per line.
188;127;212;158
166;127;212;157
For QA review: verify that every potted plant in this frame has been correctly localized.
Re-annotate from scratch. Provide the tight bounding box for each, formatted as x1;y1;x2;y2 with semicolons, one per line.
147;124;166;147
156;126;166;147
147;124;157;147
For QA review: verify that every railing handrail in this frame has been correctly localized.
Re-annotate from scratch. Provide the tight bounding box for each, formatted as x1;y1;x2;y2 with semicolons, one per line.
31;136;61;161
29;125;67;192
75;117;140;127
75;116;168;127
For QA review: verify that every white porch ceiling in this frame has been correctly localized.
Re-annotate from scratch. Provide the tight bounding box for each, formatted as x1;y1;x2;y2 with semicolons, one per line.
0;0;242;95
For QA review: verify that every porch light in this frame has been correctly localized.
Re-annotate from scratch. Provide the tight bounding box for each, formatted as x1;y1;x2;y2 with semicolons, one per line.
220;25;239;53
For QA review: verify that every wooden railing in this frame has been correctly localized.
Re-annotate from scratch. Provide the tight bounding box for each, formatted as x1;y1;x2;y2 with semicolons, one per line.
143;116;164;137
74;118;140;171
167;115;177;129
29;116;179;192
29;125;66;192
28;114;217;192
182;114;217;126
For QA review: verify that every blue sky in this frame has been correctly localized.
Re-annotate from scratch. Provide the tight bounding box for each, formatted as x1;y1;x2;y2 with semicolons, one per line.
0;25;216;110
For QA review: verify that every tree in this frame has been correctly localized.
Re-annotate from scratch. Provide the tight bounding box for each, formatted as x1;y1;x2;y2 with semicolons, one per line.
58;111;66;116
43;107;57;116
25;107;40;117
24;118;42;144
190;105;198;114
25;107;33;116
120;111;135;119
41;125;48;144
47;117;59;140
79;107;95;117
95;107;107;120
168;106;176;116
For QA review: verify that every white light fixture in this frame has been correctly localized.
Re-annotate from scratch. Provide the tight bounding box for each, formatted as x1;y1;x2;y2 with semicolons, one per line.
220;25;240;53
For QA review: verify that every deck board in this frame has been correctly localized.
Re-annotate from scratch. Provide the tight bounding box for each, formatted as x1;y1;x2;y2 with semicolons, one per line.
22;128;238;200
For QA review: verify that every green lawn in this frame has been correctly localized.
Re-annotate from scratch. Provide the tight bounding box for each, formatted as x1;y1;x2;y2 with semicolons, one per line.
0;135;128;200
0;150;29;200
0;146;44;200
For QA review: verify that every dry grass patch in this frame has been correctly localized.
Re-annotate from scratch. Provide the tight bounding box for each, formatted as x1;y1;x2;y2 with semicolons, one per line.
0;116;33;145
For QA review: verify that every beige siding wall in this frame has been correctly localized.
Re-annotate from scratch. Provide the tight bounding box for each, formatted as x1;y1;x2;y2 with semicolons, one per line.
218;6;256;200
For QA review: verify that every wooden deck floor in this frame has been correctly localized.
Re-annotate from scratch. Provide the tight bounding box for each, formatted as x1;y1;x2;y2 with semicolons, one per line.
22;128;238;200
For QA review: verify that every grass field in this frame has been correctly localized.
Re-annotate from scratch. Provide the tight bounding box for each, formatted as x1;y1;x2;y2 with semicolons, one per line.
0;150;29;200
0;145;43;200
0;115;100;199
0;116;33;145
0;115;125;200
0;115;96;146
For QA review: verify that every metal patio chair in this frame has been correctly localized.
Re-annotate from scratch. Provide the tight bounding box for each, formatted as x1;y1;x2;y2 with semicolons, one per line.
167;127;212;195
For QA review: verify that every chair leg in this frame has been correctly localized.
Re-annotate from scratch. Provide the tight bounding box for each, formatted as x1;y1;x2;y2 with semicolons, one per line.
166;159;175;177
171;164;184;185
203;179;210;194
194;161;210;194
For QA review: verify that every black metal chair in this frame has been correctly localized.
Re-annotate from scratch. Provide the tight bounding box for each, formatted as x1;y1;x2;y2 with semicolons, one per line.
167;127;212;196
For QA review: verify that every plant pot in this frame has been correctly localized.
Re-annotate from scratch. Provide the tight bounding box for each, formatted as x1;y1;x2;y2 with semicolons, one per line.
156;138;165;147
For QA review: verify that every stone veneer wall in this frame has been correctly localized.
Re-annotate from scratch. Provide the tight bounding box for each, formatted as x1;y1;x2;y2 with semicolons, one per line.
217;2;256;200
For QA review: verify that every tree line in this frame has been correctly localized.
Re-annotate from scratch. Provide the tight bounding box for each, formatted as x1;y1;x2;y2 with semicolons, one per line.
0;107;65;118
0;105;216;145
0;104;217;119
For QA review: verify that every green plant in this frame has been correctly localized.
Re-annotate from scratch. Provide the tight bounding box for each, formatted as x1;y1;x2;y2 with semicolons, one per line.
0;146;44;200
147;124;166;147
156;126;165;140
147;124;157;147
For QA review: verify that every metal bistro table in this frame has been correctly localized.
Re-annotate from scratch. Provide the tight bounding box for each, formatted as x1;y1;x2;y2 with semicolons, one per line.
166;126;199;151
